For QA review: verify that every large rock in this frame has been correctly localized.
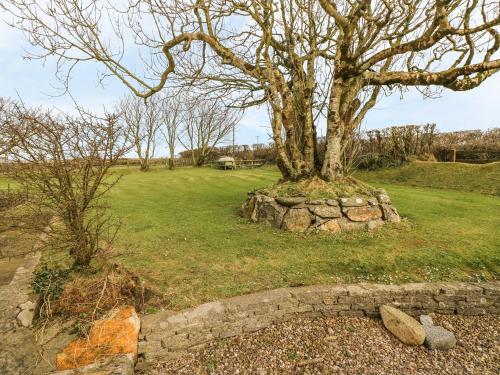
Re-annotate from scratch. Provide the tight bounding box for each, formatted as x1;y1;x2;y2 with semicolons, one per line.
380;204;401;223
281;208;312;232
256;197;287;228
338;218;366;233
343;206;382;222
366;219;384;231
309;205;342;218
318;219;341;234
241;194;258;221
376;193;392;204
56;306;140;371
380;305;425;346
423;325;457;350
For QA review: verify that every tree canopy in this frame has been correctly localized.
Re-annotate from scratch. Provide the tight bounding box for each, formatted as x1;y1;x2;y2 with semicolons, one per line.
3;0;499;180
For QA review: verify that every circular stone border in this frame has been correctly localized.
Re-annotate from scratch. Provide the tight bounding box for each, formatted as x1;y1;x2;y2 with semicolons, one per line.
240;190;400;233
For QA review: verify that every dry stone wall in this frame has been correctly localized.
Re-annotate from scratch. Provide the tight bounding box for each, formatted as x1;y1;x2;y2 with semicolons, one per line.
241;191;400;233
138;282;500;363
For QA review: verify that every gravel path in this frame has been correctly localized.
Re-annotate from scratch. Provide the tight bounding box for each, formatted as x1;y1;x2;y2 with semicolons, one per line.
146;314;499;375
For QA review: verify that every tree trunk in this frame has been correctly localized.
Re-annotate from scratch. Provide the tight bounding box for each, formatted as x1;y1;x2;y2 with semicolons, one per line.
168;146;175;170
321;132;344;181
320;80;345;181
269;96;318;181
72;223;92;268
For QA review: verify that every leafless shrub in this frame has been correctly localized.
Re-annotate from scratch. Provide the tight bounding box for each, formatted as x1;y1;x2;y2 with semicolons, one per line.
118;95;163;171
2;100;131;267
179;97;241;166
434;128;500;151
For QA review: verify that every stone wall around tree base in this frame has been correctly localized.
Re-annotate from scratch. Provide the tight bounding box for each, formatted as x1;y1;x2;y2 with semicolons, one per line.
240;191;401;233
138;282;500;363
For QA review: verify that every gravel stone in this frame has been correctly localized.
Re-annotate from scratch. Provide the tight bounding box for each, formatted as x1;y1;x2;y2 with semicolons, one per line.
144;314;499;375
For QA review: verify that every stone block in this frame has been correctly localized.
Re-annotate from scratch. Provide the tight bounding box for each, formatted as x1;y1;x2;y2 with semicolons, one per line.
380;204;401;223
256;197;287;228
338;218;366;232
318;219;341;233
309;205;342;218
343;206;382;222
478;282;500;296
281;208;312;232
401;283;441;296
338;197;366;207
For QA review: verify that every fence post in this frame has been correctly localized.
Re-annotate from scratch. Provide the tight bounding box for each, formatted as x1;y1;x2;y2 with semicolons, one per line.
451;148;456;163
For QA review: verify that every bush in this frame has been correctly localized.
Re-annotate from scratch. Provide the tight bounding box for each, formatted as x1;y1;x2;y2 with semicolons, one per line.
356;153;407;170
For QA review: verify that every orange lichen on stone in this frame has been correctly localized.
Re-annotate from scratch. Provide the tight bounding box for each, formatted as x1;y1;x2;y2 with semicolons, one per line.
56;306;140;371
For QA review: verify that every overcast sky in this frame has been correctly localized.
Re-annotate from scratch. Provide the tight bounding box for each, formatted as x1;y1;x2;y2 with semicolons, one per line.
1;21;499;152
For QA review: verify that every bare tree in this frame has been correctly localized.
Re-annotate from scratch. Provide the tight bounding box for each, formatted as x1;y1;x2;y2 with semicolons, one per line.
179;97;241;166
3;0;499;182
160;94;184;170
2;101;130;267
119;95;162;171
0;98;16;159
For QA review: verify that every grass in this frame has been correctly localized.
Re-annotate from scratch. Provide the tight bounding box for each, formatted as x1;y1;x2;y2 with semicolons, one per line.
105;164;500;310
354;161;500;196
258;176;378;199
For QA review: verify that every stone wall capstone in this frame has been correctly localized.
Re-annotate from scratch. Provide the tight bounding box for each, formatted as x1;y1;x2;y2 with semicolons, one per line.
241;191;400;233
138;282;500;363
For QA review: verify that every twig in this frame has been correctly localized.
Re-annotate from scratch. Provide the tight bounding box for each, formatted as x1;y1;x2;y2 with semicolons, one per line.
91;275;108;323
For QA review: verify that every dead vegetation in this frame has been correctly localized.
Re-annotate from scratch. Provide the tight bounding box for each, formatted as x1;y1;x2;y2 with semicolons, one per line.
34;263;159;336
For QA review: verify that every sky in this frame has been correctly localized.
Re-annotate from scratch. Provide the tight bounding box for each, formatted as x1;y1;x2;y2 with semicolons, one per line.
1;19;499;154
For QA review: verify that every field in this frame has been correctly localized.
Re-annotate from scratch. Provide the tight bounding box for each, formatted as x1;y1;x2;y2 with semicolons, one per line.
105;163;500;309
355;161;500;195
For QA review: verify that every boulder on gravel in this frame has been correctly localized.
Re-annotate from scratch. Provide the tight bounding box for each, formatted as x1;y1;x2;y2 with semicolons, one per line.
419;315;434;326
423;325;457;350
380;305;425;346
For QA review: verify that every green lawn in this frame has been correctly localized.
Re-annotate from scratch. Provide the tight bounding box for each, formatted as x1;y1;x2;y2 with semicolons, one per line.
355;161;500;195
107;165;500;309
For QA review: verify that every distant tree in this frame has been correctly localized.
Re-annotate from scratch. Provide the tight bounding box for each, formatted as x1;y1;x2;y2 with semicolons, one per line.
119;95;162;171
179;97;241;166
160;94;184;170
0;98;16;158
2;101;130;267
3;0;499;182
